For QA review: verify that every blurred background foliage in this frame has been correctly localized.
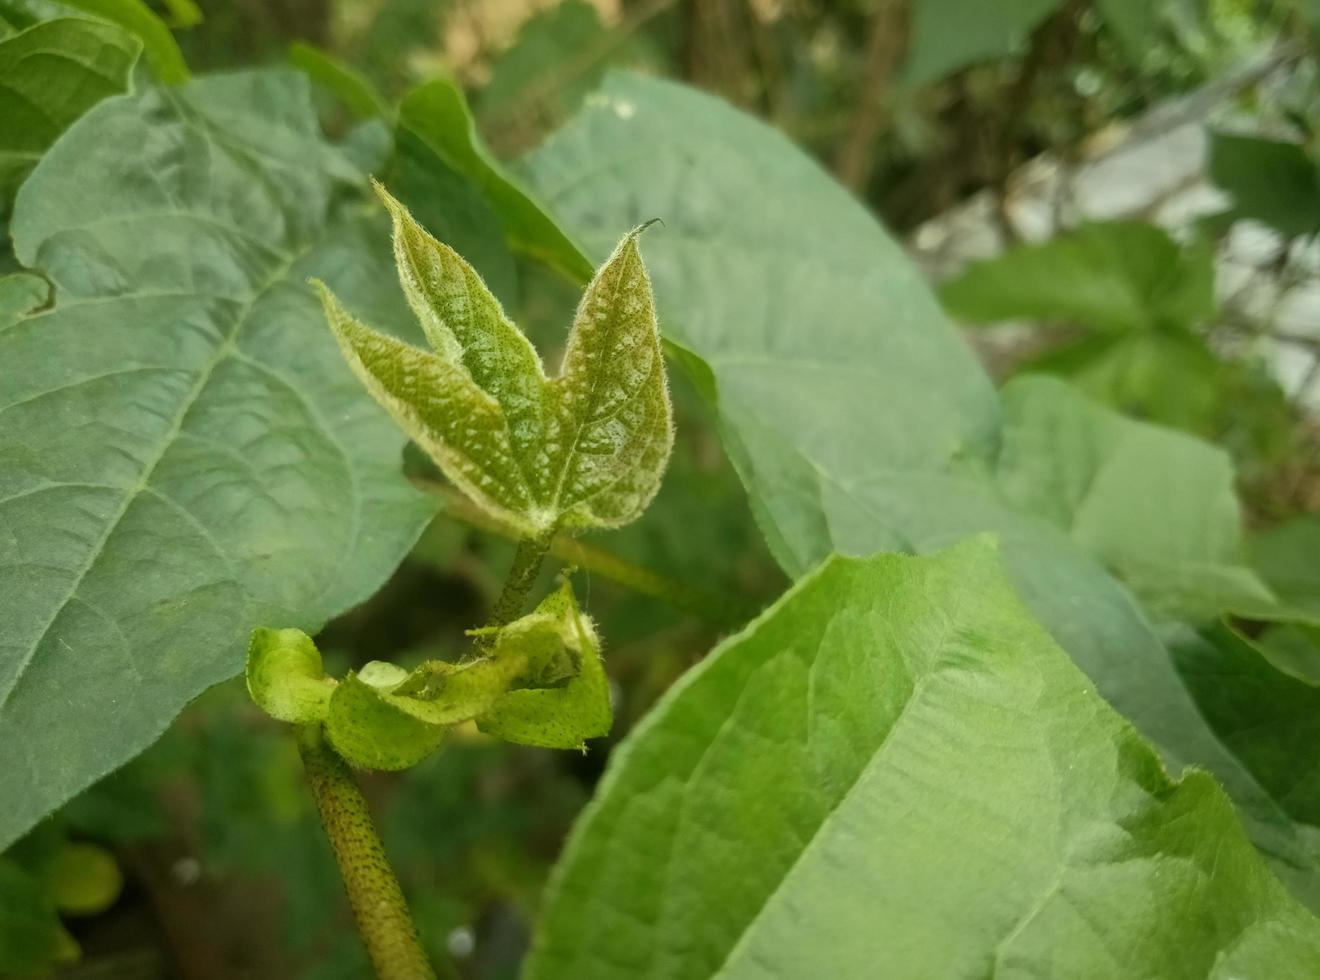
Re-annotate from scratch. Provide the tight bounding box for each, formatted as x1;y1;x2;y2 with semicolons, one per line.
2;0;1319;976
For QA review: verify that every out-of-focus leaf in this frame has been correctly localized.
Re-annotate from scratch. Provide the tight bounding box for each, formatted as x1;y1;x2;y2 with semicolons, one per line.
997;376;1274;623
528;540;1320;979
1209;132;1320;239
1096;0;1165;66
0;70;437;851
1251;517;1320;620
0;859;77;973
900;0;1063;87
522;73;1320;903
0;17;138;217
940;221;1215;332
1022;329;1223;432
477;0;606;120
398;77;593;282
157;0;200;28
289;41;390;120
53;0;188;82
45;841;121;916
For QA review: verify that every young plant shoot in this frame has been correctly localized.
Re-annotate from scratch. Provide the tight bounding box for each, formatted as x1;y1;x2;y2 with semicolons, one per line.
245;181;672;978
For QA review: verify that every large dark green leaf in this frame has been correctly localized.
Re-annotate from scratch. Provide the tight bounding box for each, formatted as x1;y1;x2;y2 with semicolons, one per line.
0;17;139;219
0;70;436;849
527;541;1320;979
521;72;1320;901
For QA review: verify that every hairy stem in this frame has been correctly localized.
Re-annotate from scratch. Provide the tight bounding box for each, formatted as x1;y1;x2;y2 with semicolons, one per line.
416;478;743;625
297;725;435;980
486;529;555;630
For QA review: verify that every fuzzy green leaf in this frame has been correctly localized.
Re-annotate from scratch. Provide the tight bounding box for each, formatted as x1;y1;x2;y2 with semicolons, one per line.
245;628;334;724
548;227;673;530
317;187;671;534
314;278;538;533
325;670;448;771
477;580;610;749
528;540;1320;979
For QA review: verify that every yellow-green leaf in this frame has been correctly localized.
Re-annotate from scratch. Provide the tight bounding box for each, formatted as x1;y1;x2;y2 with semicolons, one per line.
245;627;334;724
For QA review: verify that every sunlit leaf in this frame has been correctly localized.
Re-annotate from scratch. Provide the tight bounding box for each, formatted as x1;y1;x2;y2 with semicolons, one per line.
522;72;1320;903
528;540;1320;978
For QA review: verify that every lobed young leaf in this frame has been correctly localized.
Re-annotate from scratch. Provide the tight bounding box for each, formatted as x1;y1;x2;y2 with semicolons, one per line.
315;183;672;535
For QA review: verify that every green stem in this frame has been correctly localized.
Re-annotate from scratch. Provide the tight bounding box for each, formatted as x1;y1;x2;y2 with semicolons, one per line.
486;529;555;630
297;725;435;980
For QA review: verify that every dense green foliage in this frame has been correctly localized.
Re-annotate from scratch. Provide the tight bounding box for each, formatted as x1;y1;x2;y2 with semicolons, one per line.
2;0;1319;976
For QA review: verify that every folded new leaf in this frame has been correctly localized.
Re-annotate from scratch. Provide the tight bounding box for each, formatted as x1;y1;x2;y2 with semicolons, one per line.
245;580;610;768
313;181;673;536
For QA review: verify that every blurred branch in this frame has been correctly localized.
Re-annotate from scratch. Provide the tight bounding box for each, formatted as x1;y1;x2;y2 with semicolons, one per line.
834;0;908;192
414;477;747;627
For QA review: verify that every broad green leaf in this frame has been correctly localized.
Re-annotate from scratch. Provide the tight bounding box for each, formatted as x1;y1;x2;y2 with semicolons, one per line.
1209;132;1320;239
996;376;1275;622
0;70;436;851
527;540;1320;979
940;221;1215;333
397;77;593;282
1020;328;1224;433
318;185;672;534
1251;517;1320;620
900;0;1063;87
522;73;1320;901
0;271;47;325
53;0;188;83
0;17;138;217
288;41;390;120
246;628;334;724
